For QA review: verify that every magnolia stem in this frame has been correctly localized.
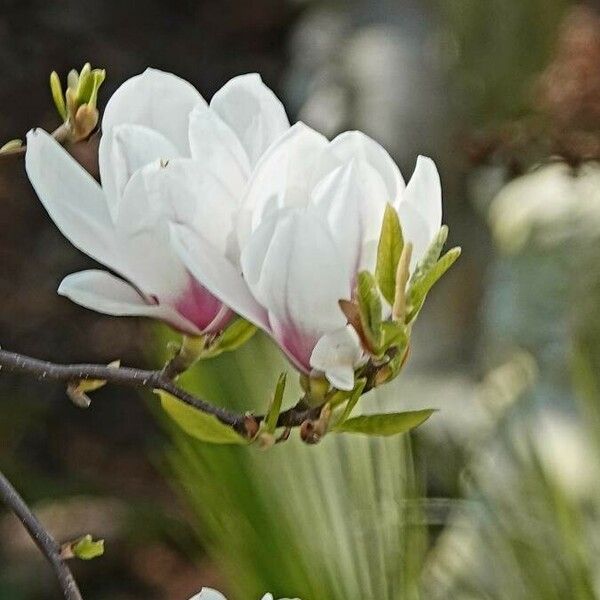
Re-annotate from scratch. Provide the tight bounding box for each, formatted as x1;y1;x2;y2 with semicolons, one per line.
0;469;83;600
0;348;317;435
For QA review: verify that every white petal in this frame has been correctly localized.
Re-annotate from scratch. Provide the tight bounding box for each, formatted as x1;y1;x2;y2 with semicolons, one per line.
188;104;250;197
313;130;405;202
394;200;432;270
188;588;228;600
238;122;328;247
402;155;442;237
310;325;364;391
58;270;199;334
211;73;290;167
170;223;269;330
241;210;350;367
143;158;238;259
99;124;179;218
311;132;400;271
25;128;124;274
310;161;362;278
113;165;189;299
101;68;205;155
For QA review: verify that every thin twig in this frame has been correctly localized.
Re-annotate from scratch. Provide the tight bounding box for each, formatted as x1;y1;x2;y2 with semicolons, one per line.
0;469;83;600
0;348;317;435
0;124;69;159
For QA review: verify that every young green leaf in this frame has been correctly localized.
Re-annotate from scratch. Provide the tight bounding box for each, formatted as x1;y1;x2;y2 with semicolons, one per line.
411;225;448;284
334;409;435;436
158;391;247;445
356;271;383;352
334;378;367;428
376;204;404;304
265;372;287;433
203;318;257;358
392;242;412;322
407;246;461;322
380;321;407;349
71;535;105;560
49;71;67;120
76;62;94;103
221;318;257;348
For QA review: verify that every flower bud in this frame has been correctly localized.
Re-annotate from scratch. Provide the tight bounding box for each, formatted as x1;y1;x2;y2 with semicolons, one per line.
49;63;106;141
307;375;330;405
0;138;23;154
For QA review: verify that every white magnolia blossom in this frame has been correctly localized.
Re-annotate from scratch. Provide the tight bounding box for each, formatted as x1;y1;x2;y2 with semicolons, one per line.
26;68;289;335
173;122;442;389
190;588;298;600
489;161;600;255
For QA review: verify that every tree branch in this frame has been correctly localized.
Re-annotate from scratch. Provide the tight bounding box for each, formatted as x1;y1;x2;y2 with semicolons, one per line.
0;124;70;160
0;348;318;436
0;469;83;600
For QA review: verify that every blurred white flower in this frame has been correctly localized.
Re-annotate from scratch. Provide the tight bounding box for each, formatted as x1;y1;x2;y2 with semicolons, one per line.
489;161;600;255
26;68;289;335
190;589;298;600
173;122;442;389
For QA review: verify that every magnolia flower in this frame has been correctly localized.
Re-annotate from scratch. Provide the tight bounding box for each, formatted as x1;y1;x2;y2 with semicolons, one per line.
489;161;600;255
26;68;289;335
190;588;298;600
173;122;441;389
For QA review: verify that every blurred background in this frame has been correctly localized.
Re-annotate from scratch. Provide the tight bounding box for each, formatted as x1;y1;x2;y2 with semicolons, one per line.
1;0;599;598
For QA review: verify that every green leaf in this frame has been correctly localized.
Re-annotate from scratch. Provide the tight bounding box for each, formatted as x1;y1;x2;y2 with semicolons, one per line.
265;373;287;433
72;535;104;560
386;345;410;380
334;378;366;427
49;72;67;120
158;391;247;445
334;409;436;436
375;204;404;304
203;318;257;358
411;225;449;284
356;271;383;352
380;321;407;350
87;69;106;109
76;63;93;103
408;247;461;322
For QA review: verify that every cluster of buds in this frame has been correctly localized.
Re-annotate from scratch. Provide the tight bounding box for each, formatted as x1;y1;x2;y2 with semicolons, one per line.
50;62;106;141
0;62;106;156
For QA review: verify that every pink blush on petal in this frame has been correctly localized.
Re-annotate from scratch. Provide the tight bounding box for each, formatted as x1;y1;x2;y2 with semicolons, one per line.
174;276;228;333
269;316;319;374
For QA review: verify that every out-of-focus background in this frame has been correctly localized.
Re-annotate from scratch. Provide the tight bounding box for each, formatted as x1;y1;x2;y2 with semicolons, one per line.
1;1;600;598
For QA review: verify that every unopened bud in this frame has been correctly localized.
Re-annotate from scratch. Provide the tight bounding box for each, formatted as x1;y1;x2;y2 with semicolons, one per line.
72;103;99;141
243;414;260;439
0;139;23;154
306;375;330;406
299;373;310;393
300;420;320;444
61;534;104;561
50;63;106;140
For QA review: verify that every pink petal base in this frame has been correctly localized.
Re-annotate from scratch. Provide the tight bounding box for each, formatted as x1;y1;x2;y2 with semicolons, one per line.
174;276;233;334
270;317;319;375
